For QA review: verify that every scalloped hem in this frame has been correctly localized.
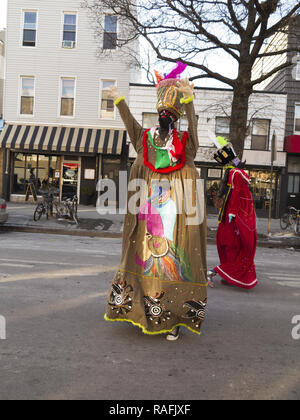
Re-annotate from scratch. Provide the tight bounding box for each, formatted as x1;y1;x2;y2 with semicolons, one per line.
104;314;201;336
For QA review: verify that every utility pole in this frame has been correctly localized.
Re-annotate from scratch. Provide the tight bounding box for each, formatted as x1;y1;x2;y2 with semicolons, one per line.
268;131;277;235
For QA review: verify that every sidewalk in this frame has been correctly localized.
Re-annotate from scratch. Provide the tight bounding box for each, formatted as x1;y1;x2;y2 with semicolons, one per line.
2;202;300;248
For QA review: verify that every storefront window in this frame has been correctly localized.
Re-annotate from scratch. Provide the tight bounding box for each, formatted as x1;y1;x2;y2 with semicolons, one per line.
25;154;38;189
206;179;221;208
37;155;48;187
49;156;60;190
13;153;26;194
12;153;61;195
102;156;121;203
248;170;276;211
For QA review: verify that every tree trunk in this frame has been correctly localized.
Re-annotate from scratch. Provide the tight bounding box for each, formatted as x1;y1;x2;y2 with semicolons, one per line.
229;82;252;159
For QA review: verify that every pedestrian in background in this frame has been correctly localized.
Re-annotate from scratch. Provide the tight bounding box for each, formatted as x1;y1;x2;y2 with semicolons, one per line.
25;169;37;202
208;136;257;289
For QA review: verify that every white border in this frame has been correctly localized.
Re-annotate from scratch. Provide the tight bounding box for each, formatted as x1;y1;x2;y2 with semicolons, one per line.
18;75;36;117
99;79;117;120
217;266;258;288
20;9;38;49
60;10;78;50
294;103;300;134
58;76;76;119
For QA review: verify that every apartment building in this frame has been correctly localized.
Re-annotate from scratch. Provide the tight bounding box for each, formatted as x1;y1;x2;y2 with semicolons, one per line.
0;30;5;195
252;15;300;213
128;83;287;216
0;30;4;118
0;0;138;204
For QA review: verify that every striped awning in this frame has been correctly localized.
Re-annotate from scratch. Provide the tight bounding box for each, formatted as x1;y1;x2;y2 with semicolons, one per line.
0;124;126;155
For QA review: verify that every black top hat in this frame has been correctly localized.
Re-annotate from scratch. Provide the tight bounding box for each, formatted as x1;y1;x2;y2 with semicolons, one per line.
213;144;238;165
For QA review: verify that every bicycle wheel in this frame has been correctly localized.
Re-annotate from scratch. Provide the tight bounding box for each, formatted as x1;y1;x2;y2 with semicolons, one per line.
280;213;289;230
34;204;44;221
294;220;300;235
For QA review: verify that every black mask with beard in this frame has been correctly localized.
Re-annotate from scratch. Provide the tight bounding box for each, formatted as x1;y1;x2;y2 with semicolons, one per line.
159;113;175;131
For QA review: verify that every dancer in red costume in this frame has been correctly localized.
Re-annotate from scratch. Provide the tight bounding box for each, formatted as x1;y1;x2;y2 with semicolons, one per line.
208;136;258;290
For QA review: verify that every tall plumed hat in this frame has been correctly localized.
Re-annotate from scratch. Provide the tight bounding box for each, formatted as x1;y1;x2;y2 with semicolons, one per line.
209;133;241;167
155;62;187;121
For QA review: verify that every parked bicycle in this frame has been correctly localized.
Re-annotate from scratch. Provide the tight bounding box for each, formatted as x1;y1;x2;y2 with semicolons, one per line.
280;206;300;234
33;191;54;221
53;195;79;225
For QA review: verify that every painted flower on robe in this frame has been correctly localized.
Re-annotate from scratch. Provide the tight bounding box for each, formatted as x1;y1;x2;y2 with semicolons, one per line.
182;299;207;328
144;291;172;325
136;186;195;282
108;278;133;315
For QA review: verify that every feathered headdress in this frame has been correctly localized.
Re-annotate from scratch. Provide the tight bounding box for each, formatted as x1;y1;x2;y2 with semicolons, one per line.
155;62;187;120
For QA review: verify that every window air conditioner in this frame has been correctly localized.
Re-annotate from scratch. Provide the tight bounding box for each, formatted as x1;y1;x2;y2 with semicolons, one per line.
62;40;75;49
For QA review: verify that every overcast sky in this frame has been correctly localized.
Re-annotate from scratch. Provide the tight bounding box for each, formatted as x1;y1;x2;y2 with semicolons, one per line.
0;0;7;29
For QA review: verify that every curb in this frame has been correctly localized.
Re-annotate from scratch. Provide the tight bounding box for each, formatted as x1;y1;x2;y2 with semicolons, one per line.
2;224;299;249
0;224;123;239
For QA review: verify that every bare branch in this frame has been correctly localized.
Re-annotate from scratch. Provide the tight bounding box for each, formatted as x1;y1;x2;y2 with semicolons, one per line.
251;61;294;86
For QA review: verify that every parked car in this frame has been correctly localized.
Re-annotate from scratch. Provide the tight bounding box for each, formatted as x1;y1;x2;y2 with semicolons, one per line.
0;199;8;224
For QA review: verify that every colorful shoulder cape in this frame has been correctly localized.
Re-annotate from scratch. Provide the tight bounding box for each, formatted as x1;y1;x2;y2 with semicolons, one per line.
143;128;188;174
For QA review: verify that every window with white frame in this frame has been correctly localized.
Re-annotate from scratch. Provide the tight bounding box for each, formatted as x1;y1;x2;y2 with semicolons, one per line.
251;119;270;150
143;113;157;129
62;13;77;48
60;78;75;117
103;15;117;50
215;116;230;137
294;104;300;133
296;53;300;81
23;11;37;47
20;77;35;115
100;80;116;119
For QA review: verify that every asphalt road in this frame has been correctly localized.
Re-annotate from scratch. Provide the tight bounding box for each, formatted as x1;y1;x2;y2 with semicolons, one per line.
0;231;299;400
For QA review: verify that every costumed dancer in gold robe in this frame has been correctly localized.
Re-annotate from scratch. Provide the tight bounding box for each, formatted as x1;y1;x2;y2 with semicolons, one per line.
104;63;207;341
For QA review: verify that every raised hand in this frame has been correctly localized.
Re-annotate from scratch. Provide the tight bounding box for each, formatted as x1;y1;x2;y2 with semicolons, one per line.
176;78;194;98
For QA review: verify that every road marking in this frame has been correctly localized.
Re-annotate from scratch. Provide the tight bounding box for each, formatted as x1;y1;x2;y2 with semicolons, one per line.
0;244;120;256
0;263;34;268
269;275;299;280
0;265;117;284
8;291;108;322
276;281;300;288
0;258;96;267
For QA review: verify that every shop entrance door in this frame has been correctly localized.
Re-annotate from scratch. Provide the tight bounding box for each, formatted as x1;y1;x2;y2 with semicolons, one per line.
287;174;300;209
61;159;81;200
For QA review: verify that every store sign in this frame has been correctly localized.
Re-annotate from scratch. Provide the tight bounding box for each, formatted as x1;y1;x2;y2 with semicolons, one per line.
85;169;96;180
243;150;286;167
208;169;222;178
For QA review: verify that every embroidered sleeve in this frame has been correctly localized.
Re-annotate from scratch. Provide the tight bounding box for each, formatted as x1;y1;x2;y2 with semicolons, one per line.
184;101;199;158
116;99;143;152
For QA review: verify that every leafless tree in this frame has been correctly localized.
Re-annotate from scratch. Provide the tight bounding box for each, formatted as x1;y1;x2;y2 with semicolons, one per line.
82;0;300;156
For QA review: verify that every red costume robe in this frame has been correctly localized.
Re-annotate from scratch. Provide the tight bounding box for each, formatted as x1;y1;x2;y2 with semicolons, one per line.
215;168;258;289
